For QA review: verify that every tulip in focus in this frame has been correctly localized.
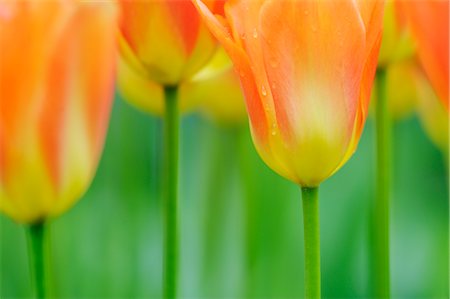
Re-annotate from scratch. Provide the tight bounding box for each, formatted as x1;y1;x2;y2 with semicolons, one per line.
0;1;118;223
118;0;223;86
404;0;449;110
194;0;384;187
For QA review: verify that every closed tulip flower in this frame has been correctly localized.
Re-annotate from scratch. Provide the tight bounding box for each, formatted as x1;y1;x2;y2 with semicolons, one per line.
194;1;384;298
118;0;223;86
404;0;449;110
194;0;384;187
0;1;117;297
0;1;117;224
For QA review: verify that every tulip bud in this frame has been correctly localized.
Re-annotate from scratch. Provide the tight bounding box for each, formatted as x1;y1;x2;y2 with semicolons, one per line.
194;0;384;186
118;0;222;86
0;1;118;223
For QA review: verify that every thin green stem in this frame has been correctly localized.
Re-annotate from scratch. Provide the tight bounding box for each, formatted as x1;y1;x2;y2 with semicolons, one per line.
163;86;180;299
27;221;47;299
301;186;321;299
374;68;390;299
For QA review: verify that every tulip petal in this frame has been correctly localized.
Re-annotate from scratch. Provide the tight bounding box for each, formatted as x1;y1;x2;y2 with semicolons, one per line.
193;0;269;142
405;0;449;109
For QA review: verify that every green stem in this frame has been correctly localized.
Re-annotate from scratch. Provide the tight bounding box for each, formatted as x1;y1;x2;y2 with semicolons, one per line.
374;68;390;299
301;186;321;299
27;221;47;299
163;86;180;299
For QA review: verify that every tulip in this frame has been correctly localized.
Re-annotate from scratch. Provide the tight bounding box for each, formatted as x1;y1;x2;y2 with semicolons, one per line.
118;0;222;86
193;0;384;298
118;2;226;298
194;0;384;187
403;0;449;110
0;0;117;224
0;1;118;297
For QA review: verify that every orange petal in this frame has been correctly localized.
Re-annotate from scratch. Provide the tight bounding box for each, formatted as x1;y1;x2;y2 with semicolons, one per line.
405;0;449;109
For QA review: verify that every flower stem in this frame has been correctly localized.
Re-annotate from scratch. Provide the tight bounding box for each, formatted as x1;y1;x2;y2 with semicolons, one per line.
374;68;390;299
163;86;180;299
27;221;47;299
301;186;321;299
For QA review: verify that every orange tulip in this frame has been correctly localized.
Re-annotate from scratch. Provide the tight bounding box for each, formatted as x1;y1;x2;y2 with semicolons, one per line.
194;0;384;186
118;0;223;86
404;0;449;110
0;1;118;223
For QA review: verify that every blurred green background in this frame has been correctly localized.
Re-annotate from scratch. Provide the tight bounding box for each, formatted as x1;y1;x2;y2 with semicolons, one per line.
1;92;448;298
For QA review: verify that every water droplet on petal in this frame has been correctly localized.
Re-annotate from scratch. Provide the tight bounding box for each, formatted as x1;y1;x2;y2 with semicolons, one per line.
253;28;258;39
304;9;309;15
261;85;267;96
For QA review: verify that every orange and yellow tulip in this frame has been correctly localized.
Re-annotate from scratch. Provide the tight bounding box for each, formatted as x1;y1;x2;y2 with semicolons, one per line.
194;0;384;186
118;0;223;86
0;1;118;223
404;0;449;110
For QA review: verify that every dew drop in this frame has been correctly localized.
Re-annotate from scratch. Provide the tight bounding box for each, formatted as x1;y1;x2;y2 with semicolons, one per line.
253;28;258;39
261;85;267;96
271;130;277;136
304;9;309;15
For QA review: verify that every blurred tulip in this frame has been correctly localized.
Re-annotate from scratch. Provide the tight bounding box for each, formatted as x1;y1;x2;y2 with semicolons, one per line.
404;0;449;110
188;48;246;124
118;0;223;86
372;60;420;120
118;47;246;123
194;0;384;187
378;0;415;67
0;1;118;223
416;71;449;154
